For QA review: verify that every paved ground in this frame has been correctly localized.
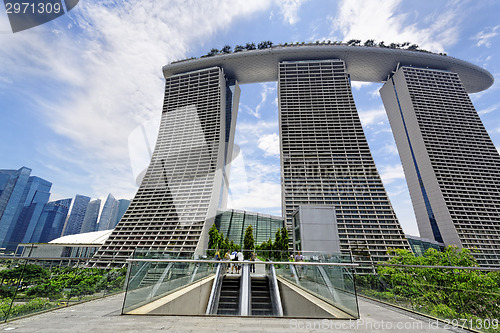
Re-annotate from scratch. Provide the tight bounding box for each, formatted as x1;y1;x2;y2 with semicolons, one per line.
0;293;470;333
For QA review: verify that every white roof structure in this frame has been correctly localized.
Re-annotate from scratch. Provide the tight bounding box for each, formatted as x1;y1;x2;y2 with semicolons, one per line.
163;44;493;93
49;229;113;245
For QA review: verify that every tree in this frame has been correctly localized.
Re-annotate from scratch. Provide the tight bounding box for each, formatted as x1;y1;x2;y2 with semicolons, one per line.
407;44;419;51
374;247;500;320
243;225;255;259
364;39;375;47
207;224;221;256
206;48;219;57
221;45;231;54
257;41;273;49
234;45;245;52
347;39;361;46
245;42;256;50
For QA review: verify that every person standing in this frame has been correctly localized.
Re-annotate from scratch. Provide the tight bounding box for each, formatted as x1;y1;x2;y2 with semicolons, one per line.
250;251;256;273
294;252;304;279
236;250;244;274
230;250;238;273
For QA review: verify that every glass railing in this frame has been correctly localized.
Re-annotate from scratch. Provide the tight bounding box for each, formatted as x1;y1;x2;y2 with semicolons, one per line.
0;256;126;322
122;256;359;319
122;259;215;315
355;264;500;333
273;260;358;318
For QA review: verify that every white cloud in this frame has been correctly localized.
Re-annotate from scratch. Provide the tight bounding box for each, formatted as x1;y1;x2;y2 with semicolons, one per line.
0;0;270;199
257;133;280;157
351;81;372;90
474;25;499;48
227;153;281;211
237;120;279;132
228;180;282;210
0;75;13;84
378;143;399;156
275;0;309;25
330;0;461;53
477;103;500;116
254;82;277;118
379;164;405;184
358;108;387;126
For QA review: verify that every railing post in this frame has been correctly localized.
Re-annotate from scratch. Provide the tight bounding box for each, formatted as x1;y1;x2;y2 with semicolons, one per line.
5;258;28;322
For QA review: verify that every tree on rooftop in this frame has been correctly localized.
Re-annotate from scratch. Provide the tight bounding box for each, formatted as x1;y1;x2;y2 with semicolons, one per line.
347;39;361;46
234;45;245;52
206;48;219;57
245;42;256;50
258;41;273;49
364;39;375;47
407;44;419;51
221;45;231;54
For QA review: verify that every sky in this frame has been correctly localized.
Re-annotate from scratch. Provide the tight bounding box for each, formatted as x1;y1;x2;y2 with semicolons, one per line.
1;0;499;237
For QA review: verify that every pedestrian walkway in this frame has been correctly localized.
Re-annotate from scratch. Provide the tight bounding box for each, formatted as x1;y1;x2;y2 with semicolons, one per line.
0;293;470;332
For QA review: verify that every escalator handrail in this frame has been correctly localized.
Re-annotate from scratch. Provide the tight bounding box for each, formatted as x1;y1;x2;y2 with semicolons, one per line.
239;263;251;316
268;264;284;316
205;262;225;315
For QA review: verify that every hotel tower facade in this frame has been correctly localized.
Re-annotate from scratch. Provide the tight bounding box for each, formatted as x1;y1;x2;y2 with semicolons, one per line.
92;44;499;267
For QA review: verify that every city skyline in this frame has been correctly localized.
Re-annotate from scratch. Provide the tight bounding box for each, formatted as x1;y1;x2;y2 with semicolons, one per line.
1;1;500;237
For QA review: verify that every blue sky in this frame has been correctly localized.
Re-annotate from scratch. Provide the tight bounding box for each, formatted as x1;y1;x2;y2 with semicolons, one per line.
1;0;499;236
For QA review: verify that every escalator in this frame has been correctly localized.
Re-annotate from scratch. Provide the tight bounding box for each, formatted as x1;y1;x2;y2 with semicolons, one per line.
250;277;273;316
216;275;240;315
206;263;282;316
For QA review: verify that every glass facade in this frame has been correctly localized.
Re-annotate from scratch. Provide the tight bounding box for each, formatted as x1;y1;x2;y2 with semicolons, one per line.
80;199;101;233
62;194;90;236
0;167;32;249
97;193;117;231
31;198;72;244
0;169;52;250
406;235;444;257
12;177;52;247
111;198;131;229
214;209;284;247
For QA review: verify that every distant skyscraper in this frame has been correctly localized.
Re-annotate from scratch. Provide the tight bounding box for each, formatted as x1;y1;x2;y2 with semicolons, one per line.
380;66;500;267
0;167;31;248
9;177;52;247
110;199;130;229
0;168;52;250
97;194;117;231
31;198;72;243
80;199;101;233
62;194;90;236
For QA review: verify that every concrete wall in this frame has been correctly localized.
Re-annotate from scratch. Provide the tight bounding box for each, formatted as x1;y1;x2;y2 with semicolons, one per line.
295;205;340;254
